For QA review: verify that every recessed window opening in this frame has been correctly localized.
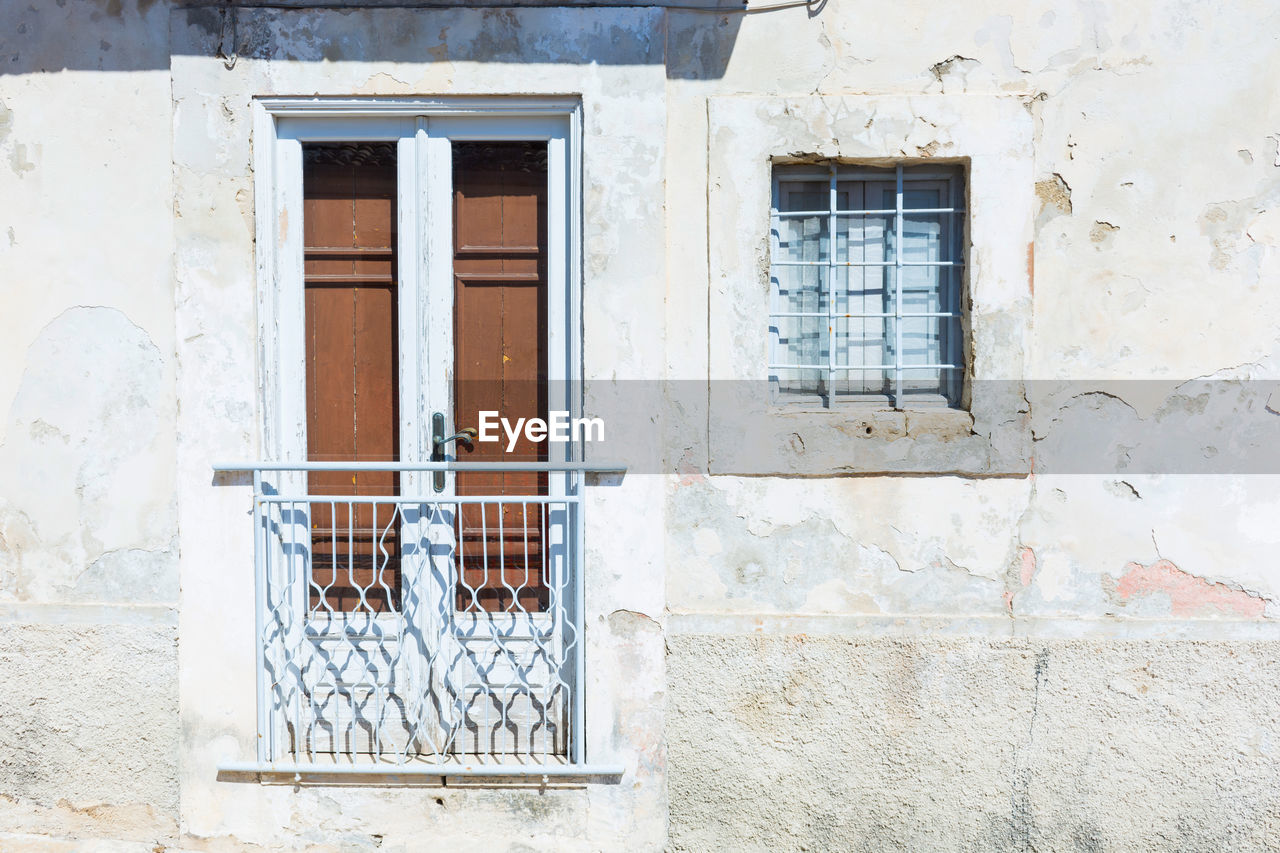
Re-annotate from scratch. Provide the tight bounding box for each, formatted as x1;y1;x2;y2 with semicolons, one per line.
769;162;966;408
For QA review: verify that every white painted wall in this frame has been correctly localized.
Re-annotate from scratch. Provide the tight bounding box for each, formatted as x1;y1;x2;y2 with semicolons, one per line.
1;0;1279;849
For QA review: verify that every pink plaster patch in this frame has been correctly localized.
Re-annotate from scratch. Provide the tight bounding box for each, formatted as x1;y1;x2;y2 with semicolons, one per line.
1018;547;1036;587
1004;548;1036;616
675;448;705;487
1115;559;1265;618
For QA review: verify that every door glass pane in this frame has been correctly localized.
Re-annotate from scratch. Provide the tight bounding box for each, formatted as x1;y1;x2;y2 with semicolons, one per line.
302;142;401;616
451;141;550;614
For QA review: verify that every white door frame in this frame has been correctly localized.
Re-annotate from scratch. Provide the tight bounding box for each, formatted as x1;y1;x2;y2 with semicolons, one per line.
252;97;583;757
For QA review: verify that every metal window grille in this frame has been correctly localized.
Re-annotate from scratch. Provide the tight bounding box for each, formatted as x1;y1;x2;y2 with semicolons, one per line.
216;461;624;778
769;163;966;407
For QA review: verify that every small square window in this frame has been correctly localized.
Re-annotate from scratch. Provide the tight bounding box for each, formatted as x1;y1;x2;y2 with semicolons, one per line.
769;163;966;408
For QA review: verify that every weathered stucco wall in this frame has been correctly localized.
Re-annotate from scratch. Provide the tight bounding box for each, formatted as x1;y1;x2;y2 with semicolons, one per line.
0;1;180;849
660;1;1280;848
668;636;1280;851
1;0;1279;849
168;5;670;851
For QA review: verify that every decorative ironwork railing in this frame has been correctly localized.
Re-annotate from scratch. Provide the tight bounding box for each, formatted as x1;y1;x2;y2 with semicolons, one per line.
213;461;625;779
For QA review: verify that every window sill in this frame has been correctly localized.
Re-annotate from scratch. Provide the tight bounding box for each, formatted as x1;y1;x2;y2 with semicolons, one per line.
709;392;1030;476
216;761;626;786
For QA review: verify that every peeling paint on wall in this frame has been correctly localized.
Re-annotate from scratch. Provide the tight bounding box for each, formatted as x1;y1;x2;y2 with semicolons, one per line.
0;307;175;603
5;0;1280;849
1112;559;1267;619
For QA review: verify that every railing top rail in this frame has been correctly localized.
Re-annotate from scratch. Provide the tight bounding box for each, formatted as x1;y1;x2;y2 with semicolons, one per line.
258;493;582;504
213;460;628;473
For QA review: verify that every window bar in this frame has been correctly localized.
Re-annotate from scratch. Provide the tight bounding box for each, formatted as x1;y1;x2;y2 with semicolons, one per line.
542;501;552;760
371;502;383;762
479;501;490;614
253;469;268;763
776;207;962;217
827;163;838;405
348;499;364;615
455;502;468;620
326;499;338;617
771;311;960;319
496;498;512;756
289;499;302;761
943;175;952;404
376;504;398;617
317;497;339;759
449;498;463;753
519;501;531;757
347;498;360;753
497;498;515;613
491;498;505;756
894;164;904;406
521;502;531;612
571;473;586;765
769;173;777;394
540;499;550;760
770;362;959;371
772;260;962;267
949;174;962;405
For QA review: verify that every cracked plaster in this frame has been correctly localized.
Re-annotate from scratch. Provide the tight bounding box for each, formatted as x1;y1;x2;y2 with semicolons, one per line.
2;0;1280;849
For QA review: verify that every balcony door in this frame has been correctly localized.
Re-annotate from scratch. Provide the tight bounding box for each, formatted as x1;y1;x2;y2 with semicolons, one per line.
269;110;576;759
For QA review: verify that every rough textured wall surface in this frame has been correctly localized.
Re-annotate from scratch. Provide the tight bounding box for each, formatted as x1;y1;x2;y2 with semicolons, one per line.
1;0;1279;849
0;624;179;847
0;0;180;849
668;636;1280;852
659;0;1280;848
168;5;671;850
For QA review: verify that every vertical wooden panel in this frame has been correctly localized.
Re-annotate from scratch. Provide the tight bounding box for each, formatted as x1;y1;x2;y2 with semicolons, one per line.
451;142;549;614
302;143;400;614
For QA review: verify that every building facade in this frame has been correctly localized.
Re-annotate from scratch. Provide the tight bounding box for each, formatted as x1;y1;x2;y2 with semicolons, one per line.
3;0;1280;849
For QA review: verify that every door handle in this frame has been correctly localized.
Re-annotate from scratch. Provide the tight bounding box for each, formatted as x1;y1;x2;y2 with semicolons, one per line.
431;413;477;492
433;428;478;450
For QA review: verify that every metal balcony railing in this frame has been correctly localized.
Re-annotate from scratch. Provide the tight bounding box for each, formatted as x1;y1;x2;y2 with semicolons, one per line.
212;461;625;779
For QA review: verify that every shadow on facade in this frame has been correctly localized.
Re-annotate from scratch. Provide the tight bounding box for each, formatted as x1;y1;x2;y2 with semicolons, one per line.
0;0;834;80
